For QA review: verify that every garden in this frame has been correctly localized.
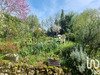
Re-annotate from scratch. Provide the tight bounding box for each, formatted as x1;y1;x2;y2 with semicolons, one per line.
0;0;100;75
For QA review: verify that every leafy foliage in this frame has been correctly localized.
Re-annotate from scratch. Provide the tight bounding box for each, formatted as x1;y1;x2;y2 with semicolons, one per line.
20;41;58;57
0;13;29;39
33;28;42;40
60;9;66;34
65;11;76;32
0;0;30;21
27;15;40;32
70;45;91;74
65;33;75;42
52;25;61;35
72;9;100;50
0;41;18;54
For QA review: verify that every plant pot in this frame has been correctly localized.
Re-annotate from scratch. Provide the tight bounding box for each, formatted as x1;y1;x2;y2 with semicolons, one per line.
48;59;60;67
4;54;19;62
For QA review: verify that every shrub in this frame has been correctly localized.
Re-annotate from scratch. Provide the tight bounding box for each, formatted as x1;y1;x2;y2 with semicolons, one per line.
20;42;45;57
65;33;75;42
20;41;58;56
32;41;58;54
59;45;73;57
55;42;75;68
70;45;91;74
55;42;75;57
19;40;26;49
20;47;30;57
32;42;47;54
0;41;18;54
48;41;58;52
72;9;100;50
33;28;42;40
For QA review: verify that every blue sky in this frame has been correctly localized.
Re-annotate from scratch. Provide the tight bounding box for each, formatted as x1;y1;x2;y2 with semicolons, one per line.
27;0;100;21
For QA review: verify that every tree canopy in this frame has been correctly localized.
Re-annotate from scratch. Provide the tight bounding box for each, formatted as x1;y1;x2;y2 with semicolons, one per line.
0;0;30;21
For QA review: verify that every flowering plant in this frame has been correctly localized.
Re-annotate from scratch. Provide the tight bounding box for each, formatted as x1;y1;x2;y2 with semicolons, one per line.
48;54;59;60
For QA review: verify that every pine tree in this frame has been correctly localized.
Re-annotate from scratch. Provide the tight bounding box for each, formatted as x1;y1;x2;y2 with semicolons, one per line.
61;9;65;20
60;9;66;34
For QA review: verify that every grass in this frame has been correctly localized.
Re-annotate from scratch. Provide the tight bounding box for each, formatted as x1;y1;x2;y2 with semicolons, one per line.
0;36;76;66
18;54;48;65
0;54;5;60
0;41;8;45
59;41;75;48
28;55;47;65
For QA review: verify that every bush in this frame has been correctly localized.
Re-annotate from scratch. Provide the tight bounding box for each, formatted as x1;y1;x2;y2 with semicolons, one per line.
48;41;58;52
65;33;75;42
33;28;42;40
54;42;75;68
20;42;45;57
32;41;58;54
32;42;47;54
0;41;18;54
0;13;29;39
72;9;100;50
55;41;75;58
20;41;58;56
70;45;91;74
19;40;26;49
20;47;30;57
59;45;73;57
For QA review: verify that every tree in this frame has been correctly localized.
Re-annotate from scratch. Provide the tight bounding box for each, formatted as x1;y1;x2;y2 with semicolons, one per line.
55;13;60;26
41;20;45;29
48;16;54;28
61;9;65;20
33;28;42;41
65;11;76;32
0;12;29;39
43;16;54;31
0;11;6;38
52;25;61;35
72;9;100;51
27;15;40;32
60;9;66;34
0;0;30;21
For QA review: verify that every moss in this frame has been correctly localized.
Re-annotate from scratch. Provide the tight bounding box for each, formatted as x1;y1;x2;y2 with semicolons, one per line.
62;66;68;73
0;60;10;64
44;65;47;69
48;66;55;69
0;54;5;60
0;60;66;74
14;63;22;67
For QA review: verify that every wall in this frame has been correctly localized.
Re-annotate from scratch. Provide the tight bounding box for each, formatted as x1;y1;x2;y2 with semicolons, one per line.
0;60;72;75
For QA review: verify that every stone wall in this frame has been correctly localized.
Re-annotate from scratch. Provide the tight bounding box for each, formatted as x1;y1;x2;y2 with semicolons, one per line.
0;60;71;75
